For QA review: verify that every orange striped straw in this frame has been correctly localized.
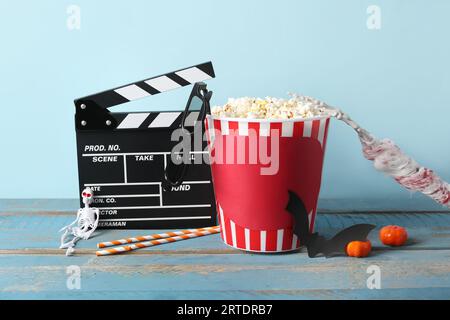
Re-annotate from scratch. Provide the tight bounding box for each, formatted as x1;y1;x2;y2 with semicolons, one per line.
96;227;221;256
97;225;220;248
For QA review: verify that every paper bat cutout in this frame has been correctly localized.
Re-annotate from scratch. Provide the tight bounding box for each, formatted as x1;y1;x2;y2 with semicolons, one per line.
286;190;376;258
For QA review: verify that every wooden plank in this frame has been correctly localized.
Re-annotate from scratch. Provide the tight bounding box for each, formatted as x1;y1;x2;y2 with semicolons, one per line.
0;199;78;213
0;250;449;299
1;212;450;251
2;288;450;300
0;197;446;213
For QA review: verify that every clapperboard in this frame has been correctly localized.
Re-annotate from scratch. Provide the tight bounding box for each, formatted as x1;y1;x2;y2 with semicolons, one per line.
74;62;217;229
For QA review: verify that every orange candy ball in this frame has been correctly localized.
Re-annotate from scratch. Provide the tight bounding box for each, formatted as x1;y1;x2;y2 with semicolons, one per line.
346;240;372;258
379;225;408;246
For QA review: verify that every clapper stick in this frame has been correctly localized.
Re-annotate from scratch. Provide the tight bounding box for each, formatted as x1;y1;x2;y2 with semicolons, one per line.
97;225;220;248
96;227;221;256
75;61;215;110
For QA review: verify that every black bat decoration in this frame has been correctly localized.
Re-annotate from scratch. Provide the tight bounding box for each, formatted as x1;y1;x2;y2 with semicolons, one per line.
286;190;376;258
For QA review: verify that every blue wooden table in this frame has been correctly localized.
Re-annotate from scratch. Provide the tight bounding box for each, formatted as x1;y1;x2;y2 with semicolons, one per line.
1;199;449;300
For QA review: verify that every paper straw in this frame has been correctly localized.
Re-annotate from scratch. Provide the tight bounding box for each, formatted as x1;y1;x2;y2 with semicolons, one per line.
96;227;221;256
97;226;220;248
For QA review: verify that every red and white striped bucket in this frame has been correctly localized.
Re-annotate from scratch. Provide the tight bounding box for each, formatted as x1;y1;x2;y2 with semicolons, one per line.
205;115;331;253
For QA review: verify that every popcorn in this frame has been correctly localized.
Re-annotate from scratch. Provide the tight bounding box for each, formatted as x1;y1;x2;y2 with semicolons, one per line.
211;94;327;120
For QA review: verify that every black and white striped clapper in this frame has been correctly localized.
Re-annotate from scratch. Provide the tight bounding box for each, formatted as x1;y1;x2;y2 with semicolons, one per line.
74;62;216;229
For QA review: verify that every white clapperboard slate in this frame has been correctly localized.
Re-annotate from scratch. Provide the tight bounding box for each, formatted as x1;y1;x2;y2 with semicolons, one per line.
74;62;216;229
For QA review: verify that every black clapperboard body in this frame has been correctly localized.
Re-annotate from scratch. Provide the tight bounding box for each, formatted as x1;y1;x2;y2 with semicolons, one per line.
74;62;217;229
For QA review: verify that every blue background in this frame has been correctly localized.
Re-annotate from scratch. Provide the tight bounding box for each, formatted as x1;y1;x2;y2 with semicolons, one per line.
0;0;448;202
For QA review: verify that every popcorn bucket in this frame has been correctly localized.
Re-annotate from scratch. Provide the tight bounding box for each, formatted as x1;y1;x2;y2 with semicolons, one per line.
205;115;331;252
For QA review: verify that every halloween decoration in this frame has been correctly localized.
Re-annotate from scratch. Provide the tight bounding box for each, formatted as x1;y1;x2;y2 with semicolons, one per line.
314;98;449;209
59;187;100;256
380;225;408;246
286;190;376;258
346;240;372;258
